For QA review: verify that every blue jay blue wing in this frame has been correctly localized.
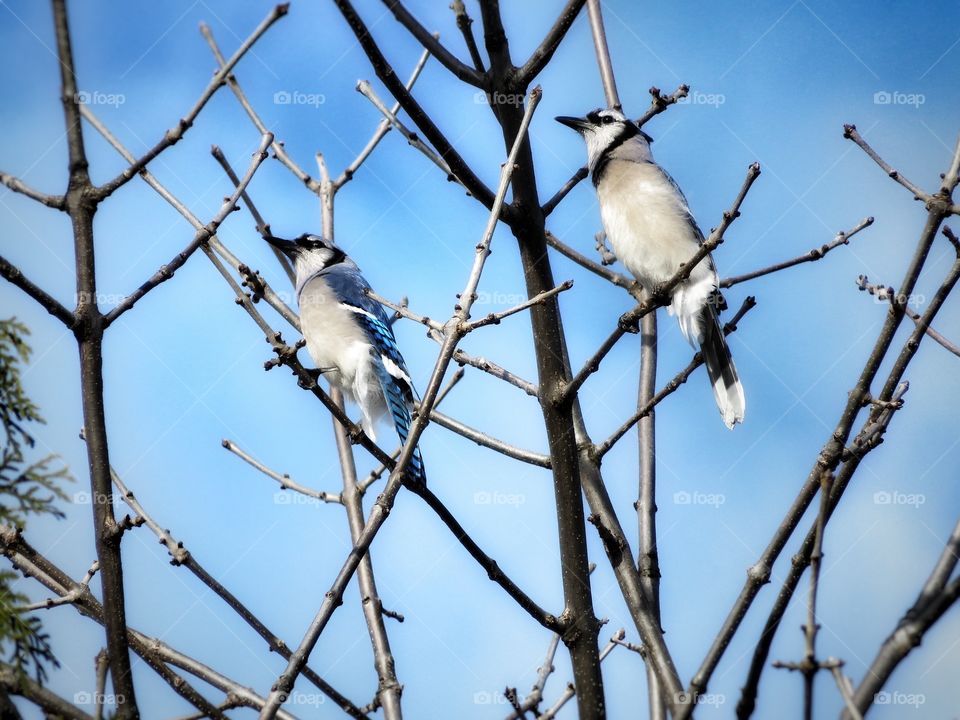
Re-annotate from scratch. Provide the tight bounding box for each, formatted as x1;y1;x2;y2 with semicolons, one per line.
322;266;425;484
652;164;708;244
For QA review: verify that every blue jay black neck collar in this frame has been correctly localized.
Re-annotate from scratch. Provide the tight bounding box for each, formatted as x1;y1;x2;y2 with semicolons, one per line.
591;122;641;186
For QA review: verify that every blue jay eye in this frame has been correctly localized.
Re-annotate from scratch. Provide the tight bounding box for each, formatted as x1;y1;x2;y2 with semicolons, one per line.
601;115;614;125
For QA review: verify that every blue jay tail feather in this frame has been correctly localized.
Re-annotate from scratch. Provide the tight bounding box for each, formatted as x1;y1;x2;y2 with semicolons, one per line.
375;360;426;486
699;306;745;430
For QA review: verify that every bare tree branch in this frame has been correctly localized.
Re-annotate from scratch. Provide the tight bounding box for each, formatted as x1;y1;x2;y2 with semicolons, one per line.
210;144;295;285
425;407;551;468
50;0;138;711
356;81;460;185
465;280;574;331
0;172;64;209
595;297;757;458
721;216;874;288
454;348;539;397
857;275;960;358
450;1;485;72
0;525;232;719
0;662;93;720
0;254;75;327
102;133;273;326
515;0;587;84
221;439;341;504
842;124;931;204
93;5;288;202
543;231;635;289
330;387;404;720
380;0;483;86
105;470;368;719
332;0;496;209
338;48;432;189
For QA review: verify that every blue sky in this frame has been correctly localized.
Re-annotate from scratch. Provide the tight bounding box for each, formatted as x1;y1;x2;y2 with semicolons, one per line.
1;0;959;718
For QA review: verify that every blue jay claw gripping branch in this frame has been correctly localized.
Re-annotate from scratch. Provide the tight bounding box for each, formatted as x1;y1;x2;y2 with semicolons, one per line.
265;234;426;483
556;108;745;429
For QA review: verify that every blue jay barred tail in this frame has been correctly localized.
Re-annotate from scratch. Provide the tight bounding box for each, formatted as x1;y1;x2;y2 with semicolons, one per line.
699;305;745;430
374;359;426;486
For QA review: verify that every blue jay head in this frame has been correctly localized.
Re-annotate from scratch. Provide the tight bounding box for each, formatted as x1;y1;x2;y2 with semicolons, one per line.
264;233;354;280
556;108;653;168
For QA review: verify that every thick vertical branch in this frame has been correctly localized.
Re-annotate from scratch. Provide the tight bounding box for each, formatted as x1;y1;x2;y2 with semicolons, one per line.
331;390;403;720
471;6;607;715
585;3;665;717
51;0;138;715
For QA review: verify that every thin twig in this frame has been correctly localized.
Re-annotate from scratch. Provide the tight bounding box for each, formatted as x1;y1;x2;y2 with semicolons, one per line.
842;124;930;204
857;276;960;358
721;216;874;287
93;5;288;202
465;280;574;331
106;470;368;718
0;255;75;327
356;81;458;183
103;133;273;326
379;0;482;86
333;0;496;208
210;144;295;286
543;231;634;289
221;439;341;504
596;297;757;457
0;172;63;209
515;0;587;84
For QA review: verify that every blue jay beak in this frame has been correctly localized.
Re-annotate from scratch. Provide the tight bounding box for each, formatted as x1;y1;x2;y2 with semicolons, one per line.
555;115;591;133
264;234;298;257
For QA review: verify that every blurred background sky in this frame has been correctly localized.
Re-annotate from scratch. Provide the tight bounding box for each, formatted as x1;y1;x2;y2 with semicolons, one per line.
1;0;959;717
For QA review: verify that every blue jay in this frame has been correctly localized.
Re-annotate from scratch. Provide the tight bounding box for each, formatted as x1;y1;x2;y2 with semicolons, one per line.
265;234;426;483
556;108;745;429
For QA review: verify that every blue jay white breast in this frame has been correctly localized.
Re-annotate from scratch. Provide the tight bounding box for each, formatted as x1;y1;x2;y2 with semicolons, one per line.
556;108;745;429
264;233;425;482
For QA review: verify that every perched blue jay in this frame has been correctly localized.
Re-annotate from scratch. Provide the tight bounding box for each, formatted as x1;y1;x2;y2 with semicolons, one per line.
556;108;745;429
265;234;425;483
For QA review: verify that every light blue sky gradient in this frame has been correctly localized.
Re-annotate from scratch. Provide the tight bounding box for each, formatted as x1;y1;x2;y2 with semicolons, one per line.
1;1;959;717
